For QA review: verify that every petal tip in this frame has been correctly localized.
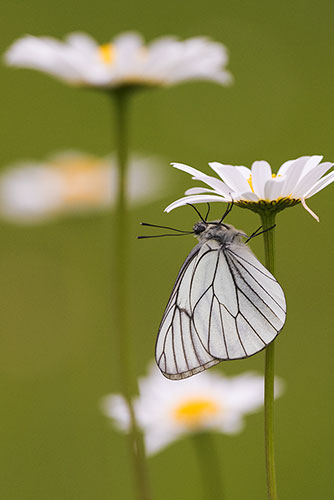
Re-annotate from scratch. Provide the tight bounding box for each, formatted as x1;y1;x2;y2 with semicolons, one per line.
301;198;319;222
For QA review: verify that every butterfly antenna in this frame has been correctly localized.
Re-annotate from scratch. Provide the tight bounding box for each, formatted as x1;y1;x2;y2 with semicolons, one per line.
140;222;191;233
218;199;234;224
245;224;276;243
187;203;206;223
138;232;193;239
211;200;234;226
204;203;211;222
138;221;193;239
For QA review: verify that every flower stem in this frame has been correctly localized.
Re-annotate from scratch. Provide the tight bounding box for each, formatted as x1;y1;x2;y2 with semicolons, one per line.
259;211;277;500
112;88;152;500
191;432;225;500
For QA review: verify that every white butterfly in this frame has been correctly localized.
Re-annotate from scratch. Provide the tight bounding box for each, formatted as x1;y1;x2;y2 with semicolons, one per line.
152;206;286;380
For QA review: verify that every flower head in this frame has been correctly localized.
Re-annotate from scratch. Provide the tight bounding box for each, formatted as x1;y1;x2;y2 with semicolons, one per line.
165;156;334;221
0;151;166;223
4;32;233;89
101;363;283;455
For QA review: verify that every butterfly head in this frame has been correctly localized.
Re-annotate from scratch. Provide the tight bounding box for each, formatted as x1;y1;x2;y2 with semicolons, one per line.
192;221;208;234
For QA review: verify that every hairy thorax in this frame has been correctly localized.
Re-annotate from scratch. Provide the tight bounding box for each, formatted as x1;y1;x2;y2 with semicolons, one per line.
193;221;246;246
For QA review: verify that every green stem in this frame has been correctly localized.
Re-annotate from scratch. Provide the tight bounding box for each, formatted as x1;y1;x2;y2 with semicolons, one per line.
259;211;277;500
113;89;152;500
191;433;225;500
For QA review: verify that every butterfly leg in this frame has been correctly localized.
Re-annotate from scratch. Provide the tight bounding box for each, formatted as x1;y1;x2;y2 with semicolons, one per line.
245;224;276;243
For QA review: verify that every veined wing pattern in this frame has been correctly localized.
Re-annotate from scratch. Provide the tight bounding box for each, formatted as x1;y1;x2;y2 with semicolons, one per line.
156;239;286;379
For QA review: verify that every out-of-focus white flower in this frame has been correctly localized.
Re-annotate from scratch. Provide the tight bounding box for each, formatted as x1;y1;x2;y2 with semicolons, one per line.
101;363;283;455
0;152;165;223
165;156;334;221
4;32;233;89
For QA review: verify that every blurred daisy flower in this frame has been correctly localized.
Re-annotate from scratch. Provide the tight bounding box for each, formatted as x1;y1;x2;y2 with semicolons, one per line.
4;32;233;89
101;363;283;455
0;151;166;223
165;155;334;221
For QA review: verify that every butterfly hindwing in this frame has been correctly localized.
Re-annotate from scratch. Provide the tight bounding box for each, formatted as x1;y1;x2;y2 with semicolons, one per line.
156;243;220;380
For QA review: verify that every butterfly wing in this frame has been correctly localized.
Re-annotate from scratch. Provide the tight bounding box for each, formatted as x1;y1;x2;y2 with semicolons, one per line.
156;238;286;379
190;239;286;360
222;242;286;356
156;243;221;380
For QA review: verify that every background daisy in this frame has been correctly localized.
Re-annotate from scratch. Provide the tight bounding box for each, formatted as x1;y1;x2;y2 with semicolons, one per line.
4;32;233;89
0;151;167;223
101;363;283;455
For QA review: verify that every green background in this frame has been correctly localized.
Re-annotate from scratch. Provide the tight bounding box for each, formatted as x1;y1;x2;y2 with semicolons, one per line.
1;1;334;499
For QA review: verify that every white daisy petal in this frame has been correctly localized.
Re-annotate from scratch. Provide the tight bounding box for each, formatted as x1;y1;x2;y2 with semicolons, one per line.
185;187;218;195
65;32;99;52
263;178;285;200
300;155;323;175
276;159;296;176
251;161;272;199
304;171;334;198
235;166;252;180
279;156;324;198
238;191;259;201
209;162;250;193
165;194;229;213
101;363;283;455
217;416;244;434
301;198;319;222
113;32;144;50
145;429;181;455
292;162;333;198
171;163;231;196
4;36;84;83
0;164;63;222
172;162;213;180
280;157;312;197
193;178;233;196
100;394;130;431
112;32;145;75
277;156;310;176
303;155;323;176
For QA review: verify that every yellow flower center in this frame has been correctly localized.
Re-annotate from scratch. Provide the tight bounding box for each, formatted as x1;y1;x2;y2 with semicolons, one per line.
98;44;115;65
173;397;220;428
52;157;109;205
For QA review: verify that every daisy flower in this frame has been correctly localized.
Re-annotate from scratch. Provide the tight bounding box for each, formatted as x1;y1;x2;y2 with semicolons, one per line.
4;32;233;89
165;155;334;221
0;151;166;223
101;363;283;455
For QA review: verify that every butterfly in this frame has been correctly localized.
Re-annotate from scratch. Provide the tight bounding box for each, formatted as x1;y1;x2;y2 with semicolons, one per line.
140;203;286;380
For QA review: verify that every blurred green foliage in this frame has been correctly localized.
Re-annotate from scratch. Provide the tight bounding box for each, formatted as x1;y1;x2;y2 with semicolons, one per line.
1;0;334;499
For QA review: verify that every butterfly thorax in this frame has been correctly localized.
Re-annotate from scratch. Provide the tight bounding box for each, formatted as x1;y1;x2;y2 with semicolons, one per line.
193;221;246;246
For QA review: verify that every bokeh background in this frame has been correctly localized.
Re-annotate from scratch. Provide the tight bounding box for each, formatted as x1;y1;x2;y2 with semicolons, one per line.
1;1;334;499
